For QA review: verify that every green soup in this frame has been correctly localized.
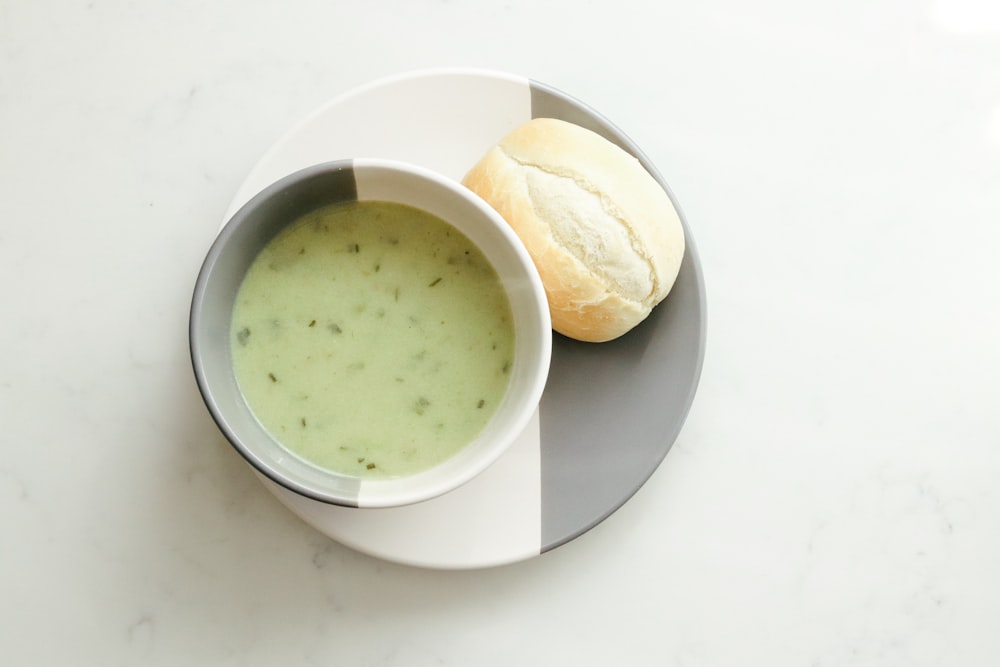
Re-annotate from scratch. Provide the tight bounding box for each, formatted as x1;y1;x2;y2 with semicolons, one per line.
230;201;516;479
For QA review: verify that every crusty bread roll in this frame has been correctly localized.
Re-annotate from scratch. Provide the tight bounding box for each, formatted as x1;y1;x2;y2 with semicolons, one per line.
462;117;685;342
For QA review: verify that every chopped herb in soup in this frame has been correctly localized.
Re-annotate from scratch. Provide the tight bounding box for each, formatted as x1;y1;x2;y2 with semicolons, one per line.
231;201;515;478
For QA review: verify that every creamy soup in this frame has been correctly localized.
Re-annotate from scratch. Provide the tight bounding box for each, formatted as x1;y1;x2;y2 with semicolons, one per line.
230;201;515;478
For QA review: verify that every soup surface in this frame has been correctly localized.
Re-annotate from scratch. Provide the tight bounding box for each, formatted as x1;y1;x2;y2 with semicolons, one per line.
231;200;515;478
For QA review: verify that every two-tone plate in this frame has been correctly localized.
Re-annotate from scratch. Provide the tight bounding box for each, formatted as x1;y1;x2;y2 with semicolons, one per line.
223;68;706;569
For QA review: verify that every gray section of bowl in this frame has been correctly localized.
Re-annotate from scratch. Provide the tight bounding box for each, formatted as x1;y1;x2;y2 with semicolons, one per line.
190;161;364;507
529;81;707;552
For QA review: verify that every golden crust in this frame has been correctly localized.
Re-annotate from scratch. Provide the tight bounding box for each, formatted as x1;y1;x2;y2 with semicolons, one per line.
462;118;684;343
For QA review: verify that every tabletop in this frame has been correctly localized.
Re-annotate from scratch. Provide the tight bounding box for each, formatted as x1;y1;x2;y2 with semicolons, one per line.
2;1;998;665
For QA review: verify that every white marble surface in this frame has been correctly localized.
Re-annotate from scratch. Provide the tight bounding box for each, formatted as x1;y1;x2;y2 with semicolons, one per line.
2;0;999;664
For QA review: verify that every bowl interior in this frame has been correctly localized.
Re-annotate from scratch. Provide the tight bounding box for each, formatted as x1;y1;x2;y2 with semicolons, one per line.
191;159;551;507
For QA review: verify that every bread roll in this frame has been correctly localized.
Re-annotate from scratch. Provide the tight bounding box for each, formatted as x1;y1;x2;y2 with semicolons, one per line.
462;118;685;342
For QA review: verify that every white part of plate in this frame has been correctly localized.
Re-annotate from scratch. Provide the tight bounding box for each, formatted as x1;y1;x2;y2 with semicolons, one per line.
260;411;541;569
225;69;533;217
228;69;542;569
222;67;706;569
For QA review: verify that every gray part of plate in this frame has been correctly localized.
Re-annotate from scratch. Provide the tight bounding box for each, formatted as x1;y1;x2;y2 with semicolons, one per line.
190;161;364;507
529;81;707;552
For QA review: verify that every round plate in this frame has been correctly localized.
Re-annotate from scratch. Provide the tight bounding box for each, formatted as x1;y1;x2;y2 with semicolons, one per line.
223;68;706;569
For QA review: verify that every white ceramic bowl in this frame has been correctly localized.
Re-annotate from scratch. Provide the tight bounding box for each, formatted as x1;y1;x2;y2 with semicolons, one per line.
190;159;551;508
